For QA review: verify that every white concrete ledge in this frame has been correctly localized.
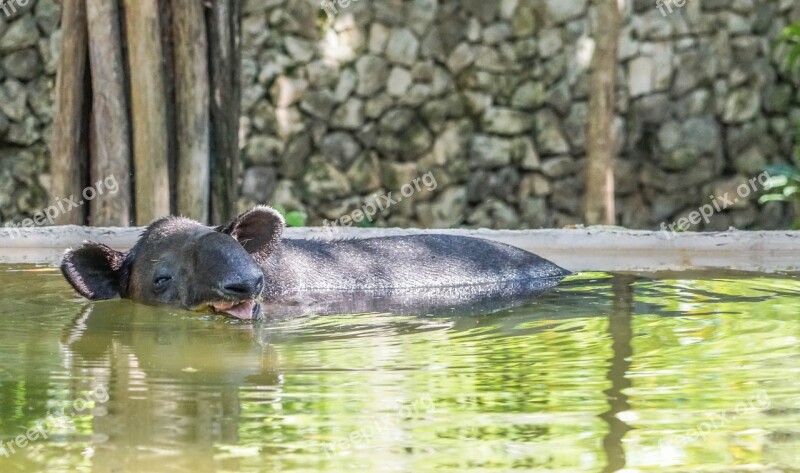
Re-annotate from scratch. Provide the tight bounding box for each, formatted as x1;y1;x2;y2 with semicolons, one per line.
1;226;799;273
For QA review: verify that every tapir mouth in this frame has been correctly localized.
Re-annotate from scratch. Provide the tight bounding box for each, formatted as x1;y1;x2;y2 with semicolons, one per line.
208;299;262;320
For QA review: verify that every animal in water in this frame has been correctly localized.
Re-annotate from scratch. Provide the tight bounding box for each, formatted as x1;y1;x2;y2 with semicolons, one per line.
61;207;571;320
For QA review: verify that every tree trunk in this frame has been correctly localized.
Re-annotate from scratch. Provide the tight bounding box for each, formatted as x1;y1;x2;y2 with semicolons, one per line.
207;0;242;225
124;0;171;225
583;0;621;226
86;0;132;226
173;0;211;222
51;0;90;225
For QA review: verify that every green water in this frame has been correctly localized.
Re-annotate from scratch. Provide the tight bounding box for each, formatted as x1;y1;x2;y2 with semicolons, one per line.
0;266;798;473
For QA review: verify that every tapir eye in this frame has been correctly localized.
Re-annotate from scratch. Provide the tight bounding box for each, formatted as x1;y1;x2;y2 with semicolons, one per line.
153;275;173;290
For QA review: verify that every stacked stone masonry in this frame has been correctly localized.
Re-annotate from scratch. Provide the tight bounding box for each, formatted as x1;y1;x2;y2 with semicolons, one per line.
2;0;799;229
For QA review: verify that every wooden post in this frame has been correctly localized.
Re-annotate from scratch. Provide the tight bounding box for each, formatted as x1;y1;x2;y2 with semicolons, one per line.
86;0;132;226
51;0;90;225
583;0;620;226
173;0;211;222
208;0;242;224
124;0;172;225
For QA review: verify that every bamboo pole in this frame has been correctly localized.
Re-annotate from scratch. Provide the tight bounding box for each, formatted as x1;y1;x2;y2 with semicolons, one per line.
208;0;242;224
173;0;210;222
50;0;90;225
86;0;132;226
583;0;620;226
124;0;171;225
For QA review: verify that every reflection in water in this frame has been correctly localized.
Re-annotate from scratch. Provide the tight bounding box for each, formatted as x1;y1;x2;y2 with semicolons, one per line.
60;302;281;472
0;268;798;472
601;276;634;472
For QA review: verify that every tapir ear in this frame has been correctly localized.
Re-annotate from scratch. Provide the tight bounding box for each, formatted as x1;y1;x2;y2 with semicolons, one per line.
61;242;126;300
219;206;285;261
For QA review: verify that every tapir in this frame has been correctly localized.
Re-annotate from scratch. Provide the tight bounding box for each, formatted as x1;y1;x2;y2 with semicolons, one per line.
61;206;571;320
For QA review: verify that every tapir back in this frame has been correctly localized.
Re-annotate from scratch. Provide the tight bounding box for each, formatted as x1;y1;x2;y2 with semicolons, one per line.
260;234;570;298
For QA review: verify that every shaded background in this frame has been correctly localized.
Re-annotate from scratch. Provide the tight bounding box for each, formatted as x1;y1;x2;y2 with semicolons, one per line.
1;0;799;230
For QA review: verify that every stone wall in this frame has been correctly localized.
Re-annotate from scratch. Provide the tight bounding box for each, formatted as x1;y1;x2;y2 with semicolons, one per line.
0;0;59;225
2;0;799;230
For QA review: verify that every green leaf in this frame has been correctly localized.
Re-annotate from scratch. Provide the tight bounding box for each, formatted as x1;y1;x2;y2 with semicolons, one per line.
284;211;308;227
758;194;789;204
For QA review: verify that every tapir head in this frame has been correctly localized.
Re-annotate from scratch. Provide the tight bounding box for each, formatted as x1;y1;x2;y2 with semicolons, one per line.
61;206;284;320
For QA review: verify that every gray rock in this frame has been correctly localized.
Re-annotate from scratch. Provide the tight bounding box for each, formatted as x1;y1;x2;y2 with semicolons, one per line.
1;47;40;80
26;76;53;122
446;42;476;75
763;84;792;113
519;173;552;198
284;36;315;62
534;109;569;155
385;28;420;66
520;197;551;228
467;200;520;229
481;107;534;135
722;87;761;123
245;135;284;165
305;59;339;88
483;23;513;45
417;186;466;228
545;0;587;24
241;167;278;202
563;102;587;150
511;81;546;110
540;156;575;178
512;136;541;170
356;55;389;96
511;5;536;36
321;132;362;169
369;23;391;53
470;134;513;168
365;94;393;119
6;115;40;145
346;152;382;193
280;133;312;178
430;120;472;165
34;0;62;34
386;66;412;97
300;90;337;120
0;79;28;121
331;98;365;130
333;68;358;102
550;177;581;214
0;14;39;54
733;146;767;176
270;76;308;108
302;156;352;202
538;28;562;58
0;110;8;136
382;161;418;190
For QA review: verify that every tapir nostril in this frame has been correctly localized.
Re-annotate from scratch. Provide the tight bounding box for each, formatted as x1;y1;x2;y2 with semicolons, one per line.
222;274;264;297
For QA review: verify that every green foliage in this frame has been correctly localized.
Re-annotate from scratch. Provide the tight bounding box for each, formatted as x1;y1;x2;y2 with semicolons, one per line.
778;23;800;73
760;24;800;228
271;204;308;227
759;163;800;228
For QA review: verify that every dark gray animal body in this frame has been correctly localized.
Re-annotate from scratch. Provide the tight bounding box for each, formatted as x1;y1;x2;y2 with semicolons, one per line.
61;207;570;320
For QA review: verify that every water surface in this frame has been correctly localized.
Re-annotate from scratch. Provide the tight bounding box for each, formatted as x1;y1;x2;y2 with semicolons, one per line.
0;266;798;472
